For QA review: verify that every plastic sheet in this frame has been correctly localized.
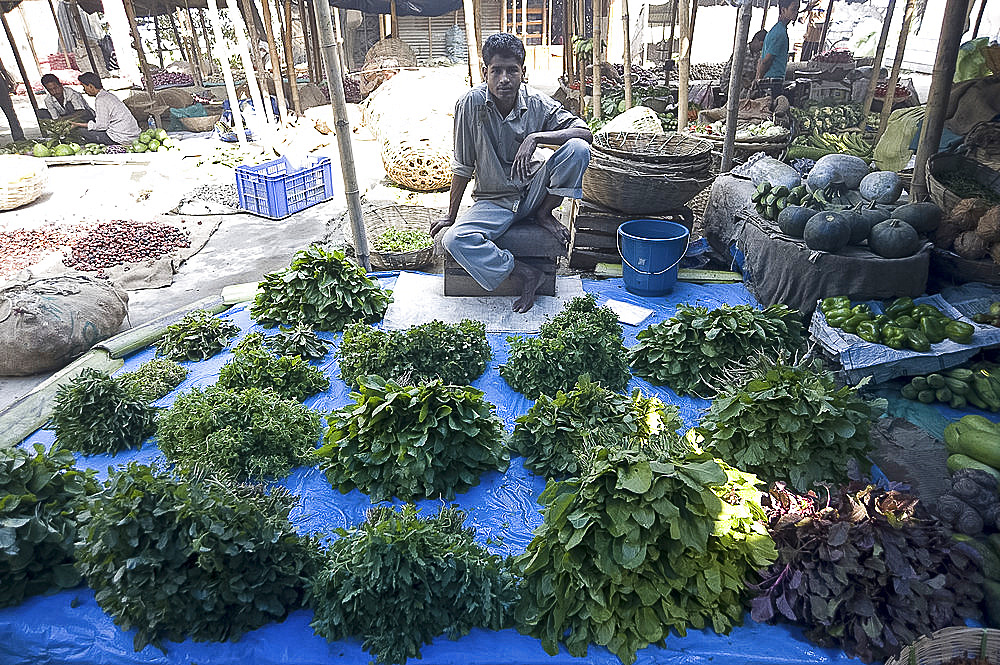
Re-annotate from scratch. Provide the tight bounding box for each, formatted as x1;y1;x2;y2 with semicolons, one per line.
2;275;860;665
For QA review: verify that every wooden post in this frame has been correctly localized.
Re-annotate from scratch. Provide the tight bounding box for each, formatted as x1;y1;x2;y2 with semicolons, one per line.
122;0;158;119
577;0;586;117
817;0;834;52
182;1;205;87
428;16;434;58
761;0;770;29
592;0;602;120
260;0;289;122
877;0;915;138
16;6;43;77
464;0;482;83
667;0;677;61
69;0;100;74
301;0;314;81
473;0;483;53
240;0;267;88
332;6;347;75
972;0;987;37
390;0;399;36
623;0;632;108
562;0;573;82
312;0;371;270
198;9;215;73
859;0;896;127
46;0;72;60
154;12;165;67
677;0;690;130
207;0;247;144
502;0;508;32
283;0;301;114
722;0;752;171
168;9;183;56
1;11;40;119
228;0;272;126
912;0;968;200
547;0;553;45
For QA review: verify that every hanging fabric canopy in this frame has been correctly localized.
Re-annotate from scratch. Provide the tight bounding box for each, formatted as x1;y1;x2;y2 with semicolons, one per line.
328;0;462;16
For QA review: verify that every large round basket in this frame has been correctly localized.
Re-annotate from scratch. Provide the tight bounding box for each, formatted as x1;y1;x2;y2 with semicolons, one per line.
0;155;48;211
926;152;1000;213
583;161;714;214
180;114;222;132
594;132;713;165
931;247;1000;285
590;148;712;177
885;627;1000;665
364;204;439;270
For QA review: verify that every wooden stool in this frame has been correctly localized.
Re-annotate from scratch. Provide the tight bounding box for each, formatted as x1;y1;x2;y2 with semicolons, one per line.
442;219;567;297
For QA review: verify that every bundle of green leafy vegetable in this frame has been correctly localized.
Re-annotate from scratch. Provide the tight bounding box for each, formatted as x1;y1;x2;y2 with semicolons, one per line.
308;505;519;665
500;295;630;399
156;386;321;481
0;445;98;608
318;376;508;501
337;319;491;387
690;359;885;492
752;482;983;663
76;464;320;652
510;376;678;478
50;368;156;455
216;333;330;401
156;309;240;361
515;436;777;665
251;245;392;331
265;324;329;360
628;304;803;397
117;358;188;403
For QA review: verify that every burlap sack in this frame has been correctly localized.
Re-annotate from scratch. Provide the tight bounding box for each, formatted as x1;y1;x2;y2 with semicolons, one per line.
0;276;128;376
155;88;194;109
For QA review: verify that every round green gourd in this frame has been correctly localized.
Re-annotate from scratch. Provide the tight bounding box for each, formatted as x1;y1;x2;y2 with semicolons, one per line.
869;218;921;258
891;202;942;234
859;171;904;204
803;211;851;252
806;154;870;192
841;209;873;245
776;205;815;238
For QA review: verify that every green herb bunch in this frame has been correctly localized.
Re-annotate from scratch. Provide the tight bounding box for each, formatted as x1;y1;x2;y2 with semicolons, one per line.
515;438;777;665
76;464;321;652
156;387;321;481
51;368;156;455
510;376;679;478
628;304;804;397
337;319;492;387
752;482;983;663
308;505;519;665
372;227;433;253
117;358;188;403
691;359;885;492
500;295;630;399
266;324;330;360
251;245;392;331
217;333;330;401
318;376;508;501
156;309;240;362
0;445;98;608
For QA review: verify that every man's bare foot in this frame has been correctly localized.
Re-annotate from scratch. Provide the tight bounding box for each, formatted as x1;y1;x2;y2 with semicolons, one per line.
510;261;545;313
535;211;570;249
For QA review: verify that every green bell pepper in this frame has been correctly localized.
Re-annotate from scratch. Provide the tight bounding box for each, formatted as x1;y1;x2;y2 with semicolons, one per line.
841;312;872;334
905;329;931;352
824;308;854;328
881;325;907;350
945;320;975;344
851;304;873;318
912;304;945;320
885;297;915;319
856;320;881;343
820;296;852;314
894;315;918;330
919;317;947;344
871;314;890;331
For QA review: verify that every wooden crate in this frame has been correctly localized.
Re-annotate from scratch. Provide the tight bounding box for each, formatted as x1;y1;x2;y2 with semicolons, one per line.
569;200;693;271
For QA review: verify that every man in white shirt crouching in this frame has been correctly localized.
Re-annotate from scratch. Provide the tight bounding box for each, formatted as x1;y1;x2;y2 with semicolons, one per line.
71;72;140;146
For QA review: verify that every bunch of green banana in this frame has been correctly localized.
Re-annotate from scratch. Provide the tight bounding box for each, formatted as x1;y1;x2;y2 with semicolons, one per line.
751;183;818;221
802;130;873;159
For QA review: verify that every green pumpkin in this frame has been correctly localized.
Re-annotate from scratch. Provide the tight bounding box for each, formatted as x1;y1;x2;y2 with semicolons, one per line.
803;211;851;252
869;219;922;258
777;206;815;238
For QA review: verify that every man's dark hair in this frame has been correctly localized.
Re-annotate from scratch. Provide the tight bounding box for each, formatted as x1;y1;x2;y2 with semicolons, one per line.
41;73;60;86
482;33;526;66
78;72;102;89
778;0;798;10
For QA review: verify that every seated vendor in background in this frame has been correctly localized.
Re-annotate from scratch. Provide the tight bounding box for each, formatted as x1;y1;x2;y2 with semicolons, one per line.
721;30;767;96
756;0;800;99
71;72;140;145
40;73;94;122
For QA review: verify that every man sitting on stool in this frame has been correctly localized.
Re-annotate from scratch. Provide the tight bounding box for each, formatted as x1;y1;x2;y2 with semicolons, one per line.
40;73;94;122
71;72;140;146
431;32;592;313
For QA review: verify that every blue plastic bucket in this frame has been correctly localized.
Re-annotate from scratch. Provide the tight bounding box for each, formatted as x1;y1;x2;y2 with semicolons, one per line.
618;219;691;297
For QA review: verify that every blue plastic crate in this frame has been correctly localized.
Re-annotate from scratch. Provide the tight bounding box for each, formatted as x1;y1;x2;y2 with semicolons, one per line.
235;156;334;219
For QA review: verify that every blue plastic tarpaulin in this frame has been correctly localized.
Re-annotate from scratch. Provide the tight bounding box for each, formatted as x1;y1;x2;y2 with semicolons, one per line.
0;276;862;665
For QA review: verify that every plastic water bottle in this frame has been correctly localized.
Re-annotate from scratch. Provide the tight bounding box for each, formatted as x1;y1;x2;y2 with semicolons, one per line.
147;115;156;130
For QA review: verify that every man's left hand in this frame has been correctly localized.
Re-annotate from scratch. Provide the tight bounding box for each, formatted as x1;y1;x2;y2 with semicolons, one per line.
511;133;538;181
70;122;86;128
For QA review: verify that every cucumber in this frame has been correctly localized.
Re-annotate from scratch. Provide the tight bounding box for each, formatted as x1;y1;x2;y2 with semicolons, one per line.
954;534;1000;580
936;387;953;403
900;383;919;400
944;377;970;395
911;376;929;391
927;373;947;389
947;415;1000;467
951;395;968;409
917;389;936;404
947;453;1000;486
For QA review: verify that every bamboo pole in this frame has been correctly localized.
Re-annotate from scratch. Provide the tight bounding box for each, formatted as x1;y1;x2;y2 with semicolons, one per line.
676;0;690;130
390;0;399;36
228;0;272;126
761;0;770;29
260;0;289;122
16;6;42;77
332;7;346;75
859;0;896;127
69;0;100;74
122;0;158;120
46;0;72;60
168;9;183;56
463;0;482;83
578;0;586;117
877;0;915;138
301;0;314;81
592;0;602;120
312;0;370;270
667;0;677;62
562;0;573;82
817;0;834;52
198;9;215;73
502;0;508;32
972;0;987;36
722;0;752;171
283;0;301;114
912;0;968;200
207;0;247;144
473;0;483;54
623;0;632;108
182;1;205;87
240;0;267;89
1;11;40;119
547;0;553;45
154;12;165;67
428;17;434;58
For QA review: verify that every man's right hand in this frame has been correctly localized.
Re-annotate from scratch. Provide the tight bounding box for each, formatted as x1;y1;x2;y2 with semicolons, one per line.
430;217;454;238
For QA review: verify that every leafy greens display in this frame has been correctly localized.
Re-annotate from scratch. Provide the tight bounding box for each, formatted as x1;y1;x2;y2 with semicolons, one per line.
117;358;188;403
318;376;508;501
216;333;330;401
155;309;240;362
308;505;519;665
266;324;330;360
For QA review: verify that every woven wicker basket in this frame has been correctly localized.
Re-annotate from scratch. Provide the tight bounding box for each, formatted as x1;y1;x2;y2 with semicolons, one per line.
594;132;713;165
583;161;714;214
926;152;1000;213
365;204;439;270
0;156;48;211
381;138;452;192
885;627;1000;665
180;114;222;132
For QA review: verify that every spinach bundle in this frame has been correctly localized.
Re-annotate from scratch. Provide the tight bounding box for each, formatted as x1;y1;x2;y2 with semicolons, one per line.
156;387;321;481
515;438;776;664
337;319;491;387
251;245;391;331
217;333;330;401
691;359;885;492
0;445;98;608
752;483;983;663
266;324;329;360
76;464;320;652
628;304;803;397
51;368;156;455
500;295;630;399
510;376;678;478
156;309;240;361
318;376;508;501
117;358;188;403
309;505;519;665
